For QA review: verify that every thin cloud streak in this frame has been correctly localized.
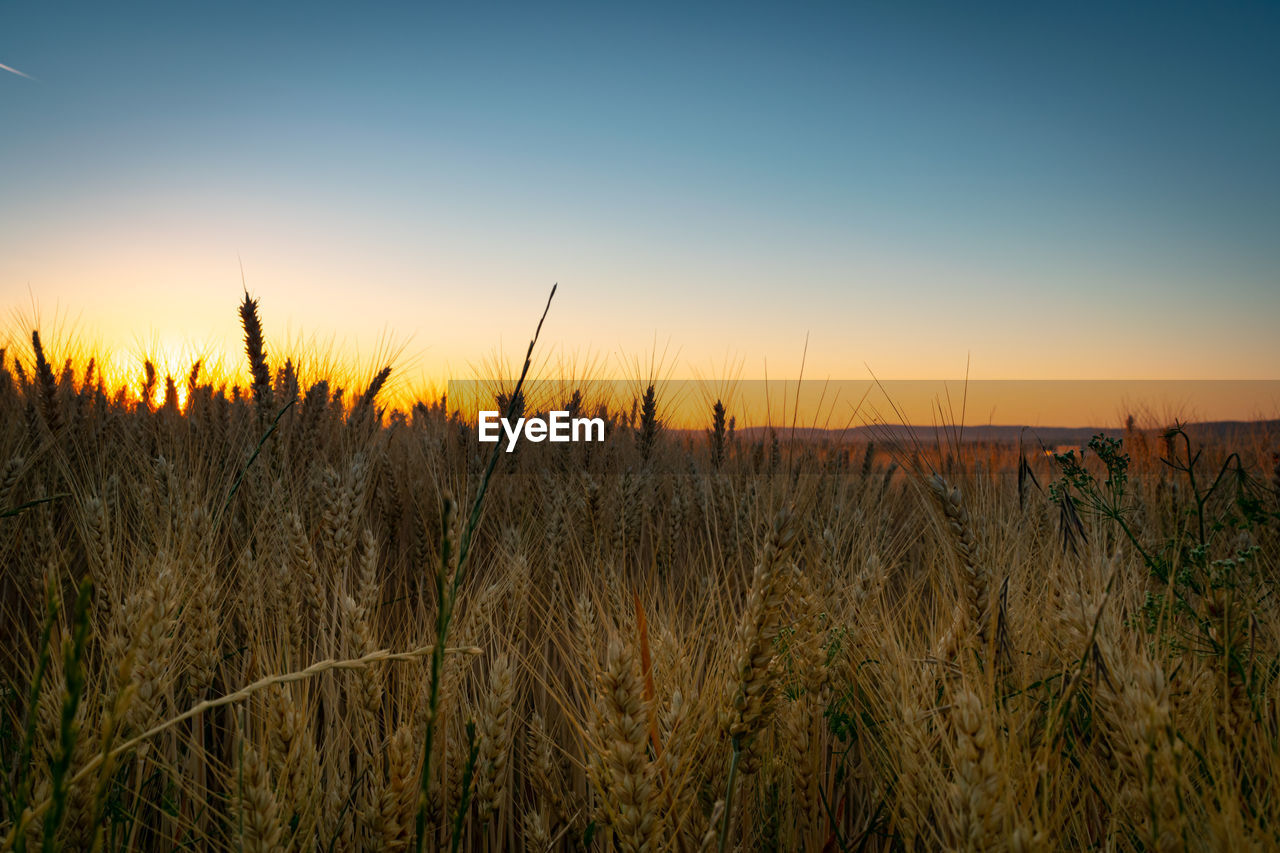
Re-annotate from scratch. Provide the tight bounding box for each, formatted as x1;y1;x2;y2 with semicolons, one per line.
0;61;36;80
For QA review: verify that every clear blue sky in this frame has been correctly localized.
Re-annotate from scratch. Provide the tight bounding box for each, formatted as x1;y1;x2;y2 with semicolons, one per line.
2;1;1278;389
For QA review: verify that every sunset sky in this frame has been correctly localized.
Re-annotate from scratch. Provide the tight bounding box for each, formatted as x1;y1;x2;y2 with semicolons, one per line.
1;2;1278;424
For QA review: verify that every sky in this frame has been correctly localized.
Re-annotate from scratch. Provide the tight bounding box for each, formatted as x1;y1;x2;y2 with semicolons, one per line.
1;1;1278;422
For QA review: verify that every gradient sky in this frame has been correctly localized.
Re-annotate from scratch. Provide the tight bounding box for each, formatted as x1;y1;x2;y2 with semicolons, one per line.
2;2;1278;410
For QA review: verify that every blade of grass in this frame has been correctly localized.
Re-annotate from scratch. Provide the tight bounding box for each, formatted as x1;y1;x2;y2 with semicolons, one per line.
449;721;480;853
219;399;296;520
1;494;67;520
414;283;557;853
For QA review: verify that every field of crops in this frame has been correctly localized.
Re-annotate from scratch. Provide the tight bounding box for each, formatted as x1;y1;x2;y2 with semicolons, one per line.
2;297;1279;851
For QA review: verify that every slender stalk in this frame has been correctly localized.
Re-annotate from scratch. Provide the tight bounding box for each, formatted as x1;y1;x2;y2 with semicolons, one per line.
717;742;742;853
41;579;94;849
449;721;480;853
413;284;556;853
413;499;455;850
220;399;295;519
454;283;557;594
0;493;67;520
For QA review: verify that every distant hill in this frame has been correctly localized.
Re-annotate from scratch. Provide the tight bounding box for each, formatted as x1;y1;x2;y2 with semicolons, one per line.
707;419;1280;446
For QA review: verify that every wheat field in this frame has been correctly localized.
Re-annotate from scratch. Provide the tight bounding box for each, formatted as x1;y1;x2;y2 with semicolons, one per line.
1;296;1279;852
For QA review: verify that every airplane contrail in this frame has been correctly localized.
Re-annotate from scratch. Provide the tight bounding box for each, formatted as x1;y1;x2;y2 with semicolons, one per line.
0;61;36;81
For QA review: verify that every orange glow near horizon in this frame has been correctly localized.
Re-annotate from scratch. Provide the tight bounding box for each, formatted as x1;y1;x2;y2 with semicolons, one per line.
4;274;1279;430
6;312;1277;430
